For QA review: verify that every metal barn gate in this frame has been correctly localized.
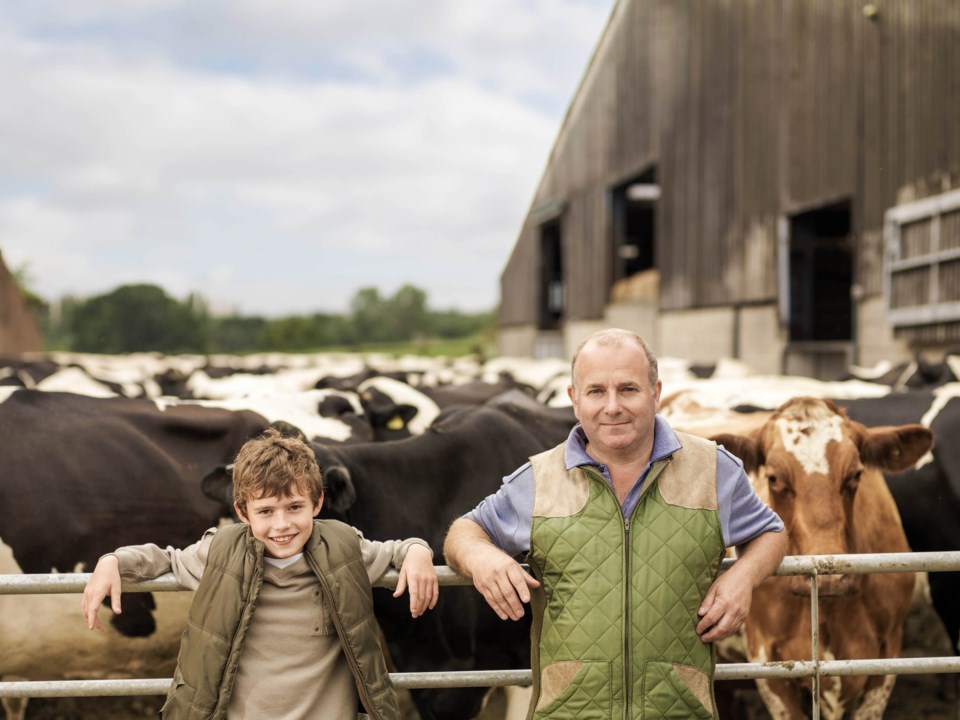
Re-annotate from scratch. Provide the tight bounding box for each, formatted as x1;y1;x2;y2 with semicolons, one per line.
2;552;960;720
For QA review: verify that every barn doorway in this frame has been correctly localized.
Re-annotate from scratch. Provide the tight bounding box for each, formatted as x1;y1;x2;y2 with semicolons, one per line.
610;168;658;297
783;201;854;378
538;218;564;332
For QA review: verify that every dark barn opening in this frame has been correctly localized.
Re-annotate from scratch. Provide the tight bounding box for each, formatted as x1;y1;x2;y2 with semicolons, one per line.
788;202;853;342
610;168;658;285
538;219;564;331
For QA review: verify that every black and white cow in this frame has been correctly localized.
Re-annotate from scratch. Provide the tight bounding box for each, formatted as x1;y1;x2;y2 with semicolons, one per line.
833;384;960;658
842;352;960;390
0;388;272;716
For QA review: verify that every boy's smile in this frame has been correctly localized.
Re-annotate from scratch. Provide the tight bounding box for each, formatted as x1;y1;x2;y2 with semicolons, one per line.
235;489;323;559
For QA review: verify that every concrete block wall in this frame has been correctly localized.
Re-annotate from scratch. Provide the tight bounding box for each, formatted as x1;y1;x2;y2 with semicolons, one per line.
856;297;912;367
737;305;784;374
655;308;735;362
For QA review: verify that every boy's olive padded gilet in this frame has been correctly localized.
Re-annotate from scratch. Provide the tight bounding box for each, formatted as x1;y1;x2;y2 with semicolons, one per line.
527;432;725;720
160;520;400;720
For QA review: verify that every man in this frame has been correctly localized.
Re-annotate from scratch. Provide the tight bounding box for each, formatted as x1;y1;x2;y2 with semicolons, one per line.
444;329;786;719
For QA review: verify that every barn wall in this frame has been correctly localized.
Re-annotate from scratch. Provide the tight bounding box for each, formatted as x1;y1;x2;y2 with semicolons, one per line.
497;325;540;358
656;308;737;364
498;0;960;362
603;301;659;355
0;250;42;355
737;305;783;374
857;297;911;367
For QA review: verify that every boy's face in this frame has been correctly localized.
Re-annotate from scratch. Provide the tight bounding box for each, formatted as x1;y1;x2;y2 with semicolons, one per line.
235;488;323;559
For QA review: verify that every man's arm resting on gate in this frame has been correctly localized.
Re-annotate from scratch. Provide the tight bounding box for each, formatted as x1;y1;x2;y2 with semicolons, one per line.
695;528;788;643
443;517;540;622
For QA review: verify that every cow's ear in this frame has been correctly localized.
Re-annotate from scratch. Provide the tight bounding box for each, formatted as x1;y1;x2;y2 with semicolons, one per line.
201;464;235;513
858;423;933;472
711;433;762;474
395;404;419;425
323;465;358;514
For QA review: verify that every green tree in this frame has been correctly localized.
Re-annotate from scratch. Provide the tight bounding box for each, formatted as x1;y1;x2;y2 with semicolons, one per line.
390;284;429;341
348;287;388;344
209;315;268;353
70;284;206;353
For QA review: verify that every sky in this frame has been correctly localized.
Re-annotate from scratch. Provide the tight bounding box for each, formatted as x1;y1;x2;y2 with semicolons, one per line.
0;1;615;317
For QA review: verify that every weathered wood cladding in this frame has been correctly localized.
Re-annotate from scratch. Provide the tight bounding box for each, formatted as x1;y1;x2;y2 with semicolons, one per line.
499;0;960;327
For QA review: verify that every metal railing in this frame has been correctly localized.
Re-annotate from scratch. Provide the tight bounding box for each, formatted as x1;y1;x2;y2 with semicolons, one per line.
2;552;959;718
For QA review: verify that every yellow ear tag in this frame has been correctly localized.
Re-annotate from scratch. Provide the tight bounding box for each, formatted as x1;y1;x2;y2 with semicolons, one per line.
387;415;405;430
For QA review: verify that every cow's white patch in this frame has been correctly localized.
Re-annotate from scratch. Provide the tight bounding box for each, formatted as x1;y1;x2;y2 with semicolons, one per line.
185;367;333;399
751;647;791;719
481;356;570;392
775;414;844;475
652;375;890;414
34;367;117;397
946;356;960;384
0;387;20;405
502;685;533;720
852;675;895;719
819;652;845;720
0;533;192;689
153;390;357;442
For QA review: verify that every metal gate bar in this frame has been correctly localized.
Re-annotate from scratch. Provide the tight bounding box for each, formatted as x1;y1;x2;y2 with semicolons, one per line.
2;552;959;710
4;656;960;699
2;552;958;594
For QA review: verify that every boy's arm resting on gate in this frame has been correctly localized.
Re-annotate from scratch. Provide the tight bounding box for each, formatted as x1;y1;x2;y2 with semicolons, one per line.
80;529;216;632
82;554;123;632
358;534;438;618
393;542;438;618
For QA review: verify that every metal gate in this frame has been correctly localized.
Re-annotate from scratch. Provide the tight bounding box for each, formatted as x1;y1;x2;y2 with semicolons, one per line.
2;552;960;720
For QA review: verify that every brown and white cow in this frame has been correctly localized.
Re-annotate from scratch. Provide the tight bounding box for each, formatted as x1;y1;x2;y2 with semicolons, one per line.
710;397;933;720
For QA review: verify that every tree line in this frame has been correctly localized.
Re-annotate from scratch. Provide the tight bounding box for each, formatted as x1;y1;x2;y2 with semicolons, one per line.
32;282;494;355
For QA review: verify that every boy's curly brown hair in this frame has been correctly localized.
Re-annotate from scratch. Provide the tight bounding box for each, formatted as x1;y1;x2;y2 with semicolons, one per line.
232;428;323;515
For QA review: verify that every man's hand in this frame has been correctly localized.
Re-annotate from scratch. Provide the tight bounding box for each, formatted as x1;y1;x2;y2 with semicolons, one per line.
394;544;439;618
469;545;540;621
444;518;539;621
696;571;752;642
697;529;788;643
81;555;122;632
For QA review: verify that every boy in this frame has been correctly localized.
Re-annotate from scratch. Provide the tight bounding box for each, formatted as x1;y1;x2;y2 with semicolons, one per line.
82;428;438;720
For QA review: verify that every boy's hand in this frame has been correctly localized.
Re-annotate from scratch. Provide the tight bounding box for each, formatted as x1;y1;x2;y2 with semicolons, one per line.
81;555;123;631
394;544;438;618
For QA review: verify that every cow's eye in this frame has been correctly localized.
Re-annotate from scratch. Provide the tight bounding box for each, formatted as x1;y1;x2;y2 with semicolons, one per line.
766;472;792;496
844;469;864;492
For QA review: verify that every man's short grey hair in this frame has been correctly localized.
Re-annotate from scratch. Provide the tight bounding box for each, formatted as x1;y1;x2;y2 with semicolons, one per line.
570;328;659;391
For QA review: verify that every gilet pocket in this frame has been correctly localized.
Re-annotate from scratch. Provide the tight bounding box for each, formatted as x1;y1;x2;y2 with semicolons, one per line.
641;660;715;719
533;660;612;720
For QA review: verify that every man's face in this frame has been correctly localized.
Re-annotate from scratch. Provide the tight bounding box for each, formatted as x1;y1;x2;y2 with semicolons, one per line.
235;489;323;559
568;340;662;461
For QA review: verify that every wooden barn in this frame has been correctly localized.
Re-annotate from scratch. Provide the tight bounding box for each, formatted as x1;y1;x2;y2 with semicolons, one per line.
0;250;41;355
497;0;960;378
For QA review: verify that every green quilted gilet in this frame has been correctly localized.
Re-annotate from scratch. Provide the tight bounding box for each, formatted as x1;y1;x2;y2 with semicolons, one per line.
528;432;724;720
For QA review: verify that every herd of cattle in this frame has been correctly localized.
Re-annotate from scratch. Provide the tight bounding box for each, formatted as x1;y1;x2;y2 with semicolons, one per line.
1;350;959;720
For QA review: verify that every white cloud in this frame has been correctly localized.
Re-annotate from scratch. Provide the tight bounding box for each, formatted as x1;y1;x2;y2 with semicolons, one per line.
0;1;613;315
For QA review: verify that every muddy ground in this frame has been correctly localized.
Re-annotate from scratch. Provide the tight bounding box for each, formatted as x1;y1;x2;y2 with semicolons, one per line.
20;600;959;719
